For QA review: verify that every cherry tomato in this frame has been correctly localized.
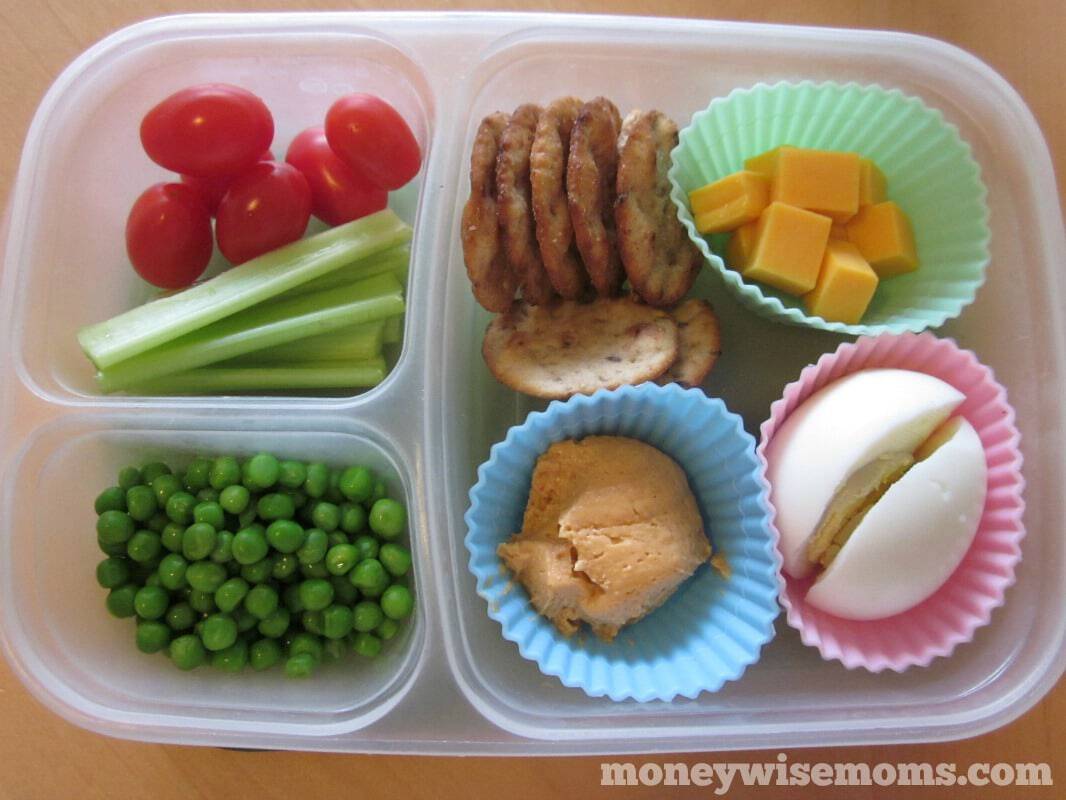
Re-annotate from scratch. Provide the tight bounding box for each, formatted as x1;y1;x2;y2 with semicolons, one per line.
324;94;421;191
140;84;274;177
215;162;312;264
125;183;213;289
285;127;388;226
179;149;275;216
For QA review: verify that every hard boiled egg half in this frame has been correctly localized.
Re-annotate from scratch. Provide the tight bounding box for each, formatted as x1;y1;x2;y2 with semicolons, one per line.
765;368;987;620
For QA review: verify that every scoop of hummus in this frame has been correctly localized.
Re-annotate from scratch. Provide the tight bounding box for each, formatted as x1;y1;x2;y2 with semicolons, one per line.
498;436;710;641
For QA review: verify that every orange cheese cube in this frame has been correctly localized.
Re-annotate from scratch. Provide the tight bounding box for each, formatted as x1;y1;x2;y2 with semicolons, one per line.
803;241;879;324
772;147;861;222
845;201;918;278
726;220;759;268
829;223;849;241
689;171;770;233
743;201;832;296
744;146;791;179
858;158;887;206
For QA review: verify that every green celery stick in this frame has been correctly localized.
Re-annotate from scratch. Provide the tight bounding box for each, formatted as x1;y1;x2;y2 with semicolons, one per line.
227;320;385;365
382;314;403;344
284;245;410;299
97;273;403;393
79;210;411;369
122;358;388;395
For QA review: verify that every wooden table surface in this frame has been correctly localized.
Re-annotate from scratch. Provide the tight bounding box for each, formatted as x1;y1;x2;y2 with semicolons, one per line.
0;1;1063;798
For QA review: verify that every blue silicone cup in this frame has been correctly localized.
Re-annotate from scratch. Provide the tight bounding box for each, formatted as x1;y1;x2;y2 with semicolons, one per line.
464;383;782;702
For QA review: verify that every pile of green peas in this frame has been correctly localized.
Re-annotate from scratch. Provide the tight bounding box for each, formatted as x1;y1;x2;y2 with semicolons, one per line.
94;453;414;678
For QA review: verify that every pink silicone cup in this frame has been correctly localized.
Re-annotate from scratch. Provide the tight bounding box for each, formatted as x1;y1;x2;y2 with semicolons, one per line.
757;332;1026;672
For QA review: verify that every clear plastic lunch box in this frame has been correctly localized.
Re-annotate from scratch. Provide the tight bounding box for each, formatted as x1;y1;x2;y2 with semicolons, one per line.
0;11;1063;755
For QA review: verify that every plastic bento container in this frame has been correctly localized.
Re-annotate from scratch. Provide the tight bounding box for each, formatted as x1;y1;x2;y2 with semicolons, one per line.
0;11;1063;755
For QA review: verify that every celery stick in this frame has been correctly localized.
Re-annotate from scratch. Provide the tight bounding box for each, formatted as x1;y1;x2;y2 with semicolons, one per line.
78;210;411;369
382;314;403;344
228;320;385;365
284;245;410;299
123;358;388;395
96;273;403;393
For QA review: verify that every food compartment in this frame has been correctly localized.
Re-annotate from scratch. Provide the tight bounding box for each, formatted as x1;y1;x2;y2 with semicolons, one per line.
432;27;1065;744
0;413;424;737
8;25;433;402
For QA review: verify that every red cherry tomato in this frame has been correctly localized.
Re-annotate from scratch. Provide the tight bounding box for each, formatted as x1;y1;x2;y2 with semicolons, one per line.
125;183;214;289
179;149;275;215
140;84;274;177
324;94;421;191
285;127;388;226
215;162;312;264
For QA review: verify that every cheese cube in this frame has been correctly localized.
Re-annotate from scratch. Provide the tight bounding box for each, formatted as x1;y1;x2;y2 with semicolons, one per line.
743;202;833;296
830;223;850;241
726;220;759;268
690;171;770;233
744;146;791;179
772;147;861;222
858;158;887;206
845;201;918;278
804;241;879;324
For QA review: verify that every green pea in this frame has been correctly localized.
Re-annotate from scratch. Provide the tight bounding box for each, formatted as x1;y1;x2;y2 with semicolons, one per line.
352;600;384;632
94;486;126;515
331;575;359;606
183;457;213;492
340;503;367;535
289;632;323;662
249;638;282;671
375;618;400;641
381;585;414;620
163;491;195;525
281;488;307;510
148;512;170;533
256;493;293;522
127;530;162;564
201;613;238;651
170;634;207;670
301;560;329;579
210;530;234;564
125;485;157;522
157;553;188;590
353;535;379;562
299;579;334;612
272;459;305;490
311;502;340;532
369;499;406;540
151;473;183;507
96;557;131;589
211;639;248;672
209;456;241;491
233;606;259;633
349;558;389;597
339;466;374;503
257;607;290;639
136;620;171;654
325;544;359;576
219;484;251;514
243;453;280;492
97;536;127;557
186;561;227;593
322;637;347;662
97;510;135;547
133;585;169;619
303;462;330;498
244;585;279;620
271;554;299;581
166;601;196;631
196;487;221;504
237;506;259;530
106;584;138;618
322;604;354;639
325;470;345;504
193;501;225;530
117;466;143;490
161;522;185;553
327;531;348;549
188;589;217;615
352;632;382;658
282;584;305;614
264;519;304;553
379;543;412;577
297;528;328;565
140;462;171;484
301;610;324;636
285;652;317;678
240;557;274;584
214;577;249;613
232;526;268;565
371;480;388;503
144;572;163;588
181;522;216;561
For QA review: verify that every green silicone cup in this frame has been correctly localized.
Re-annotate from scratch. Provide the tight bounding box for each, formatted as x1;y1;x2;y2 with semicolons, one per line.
668;81;990;335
